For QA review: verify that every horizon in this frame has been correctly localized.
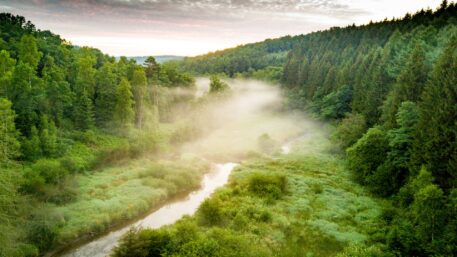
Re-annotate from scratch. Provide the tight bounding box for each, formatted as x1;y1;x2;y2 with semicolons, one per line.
1;0;452;57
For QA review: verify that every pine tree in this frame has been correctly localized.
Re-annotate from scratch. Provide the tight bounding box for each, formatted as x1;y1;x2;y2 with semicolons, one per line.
414;37;457;189
131;67;148;129
114;78;134;128
0;98;20;163
382;44;429;128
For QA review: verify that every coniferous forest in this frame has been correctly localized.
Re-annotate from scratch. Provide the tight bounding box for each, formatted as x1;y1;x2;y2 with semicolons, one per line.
1;1;457;257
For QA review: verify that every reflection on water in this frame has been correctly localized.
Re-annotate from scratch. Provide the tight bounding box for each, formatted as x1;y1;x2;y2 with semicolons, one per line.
59;163;237;257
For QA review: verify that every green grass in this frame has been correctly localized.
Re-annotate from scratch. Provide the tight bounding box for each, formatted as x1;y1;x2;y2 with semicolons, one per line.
113;123;385;257
53;157;210;246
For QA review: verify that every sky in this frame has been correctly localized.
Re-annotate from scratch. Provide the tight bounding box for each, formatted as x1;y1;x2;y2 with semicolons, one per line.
0;0;450;56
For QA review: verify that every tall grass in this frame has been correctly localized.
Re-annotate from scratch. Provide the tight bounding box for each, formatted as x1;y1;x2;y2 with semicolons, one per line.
53;157;209;245
113;123;384;256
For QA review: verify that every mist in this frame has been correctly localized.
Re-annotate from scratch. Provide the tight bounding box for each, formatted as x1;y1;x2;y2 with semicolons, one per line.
172;78;324;161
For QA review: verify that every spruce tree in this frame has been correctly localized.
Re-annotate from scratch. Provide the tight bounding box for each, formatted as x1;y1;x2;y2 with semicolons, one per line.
414;37;457;189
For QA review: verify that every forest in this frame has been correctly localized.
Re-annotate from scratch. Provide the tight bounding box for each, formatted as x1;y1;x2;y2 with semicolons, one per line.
1;1;457;257
0;12;202;257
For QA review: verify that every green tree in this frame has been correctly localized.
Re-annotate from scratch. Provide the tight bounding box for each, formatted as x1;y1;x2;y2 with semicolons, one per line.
42;56;73;125
347;127;389;187
10;63;44;134
144;56;160;82
39;115;57;157
75;55;96;98
0;50;16;97
381;44;429;128
95;62;117;127
333;113;366;149
414;37;457;189
22;125;41;160
18;34;42;69
114;78;134;128
73;90;94;131
411;184;446;252
0;98;20;163
209;76;229;94
131;67;148;129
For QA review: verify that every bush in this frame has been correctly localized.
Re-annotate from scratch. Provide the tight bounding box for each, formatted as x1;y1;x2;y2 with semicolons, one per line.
248;173;286;199
257;133;278;154
346;127;389;187
198;198;224;226
26;208;64;252
333;113;366;149
31;159;68;184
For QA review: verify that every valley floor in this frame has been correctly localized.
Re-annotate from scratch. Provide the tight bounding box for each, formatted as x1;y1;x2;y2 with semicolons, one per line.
113;121;385;257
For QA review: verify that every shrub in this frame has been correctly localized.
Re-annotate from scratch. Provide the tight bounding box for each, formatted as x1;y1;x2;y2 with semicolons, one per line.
248;173;286;199
333;113;366;149
346;127;389;186
31;159;68;184
257;133;278;154
198;198;224;226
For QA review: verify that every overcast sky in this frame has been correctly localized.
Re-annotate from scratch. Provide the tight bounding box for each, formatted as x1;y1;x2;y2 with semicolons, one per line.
0;0;449;56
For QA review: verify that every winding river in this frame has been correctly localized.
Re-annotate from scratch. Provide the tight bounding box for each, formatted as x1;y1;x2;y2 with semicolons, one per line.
56;79;305;257
58;163;238;257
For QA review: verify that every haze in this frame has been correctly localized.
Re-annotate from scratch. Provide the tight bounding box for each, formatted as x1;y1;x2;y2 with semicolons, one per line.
0;0;449;56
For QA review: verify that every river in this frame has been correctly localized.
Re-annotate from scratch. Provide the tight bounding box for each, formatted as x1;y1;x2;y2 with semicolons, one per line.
57;78;307;257
58;163;238;257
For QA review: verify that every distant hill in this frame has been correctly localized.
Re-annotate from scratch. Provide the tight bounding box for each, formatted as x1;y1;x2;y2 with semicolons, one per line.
127;55;185;64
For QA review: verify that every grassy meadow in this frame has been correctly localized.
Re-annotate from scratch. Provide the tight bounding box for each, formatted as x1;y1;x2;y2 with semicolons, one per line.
113;122;386;257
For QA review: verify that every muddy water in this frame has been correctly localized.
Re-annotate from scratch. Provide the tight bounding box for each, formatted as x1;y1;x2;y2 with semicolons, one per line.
58;163;237;257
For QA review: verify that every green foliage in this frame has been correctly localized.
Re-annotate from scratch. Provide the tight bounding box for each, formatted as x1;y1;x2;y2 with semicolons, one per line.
18;34;42;69
333;113;366;149
414;36;457;189
113;130;383;257
0;12;200;256
209;75;230;94
131;67;148;128
347;128;389;187
114;78;134;129
315;85;352;120
248;173;286;200
0;98;20;163
198;198;224;226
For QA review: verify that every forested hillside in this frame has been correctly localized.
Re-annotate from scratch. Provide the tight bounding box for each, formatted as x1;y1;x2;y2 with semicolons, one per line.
283;3;457;256
176;1;457;256
0;13;199;257
177;35;304;81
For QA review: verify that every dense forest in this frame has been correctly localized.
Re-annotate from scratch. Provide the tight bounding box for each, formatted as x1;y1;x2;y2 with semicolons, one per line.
0;13;201;257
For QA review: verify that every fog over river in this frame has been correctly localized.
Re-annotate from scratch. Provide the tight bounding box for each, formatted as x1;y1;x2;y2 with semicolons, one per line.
57;79;321;257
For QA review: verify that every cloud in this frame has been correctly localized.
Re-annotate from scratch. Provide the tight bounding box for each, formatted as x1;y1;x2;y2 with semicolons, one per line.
1;0;445;56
